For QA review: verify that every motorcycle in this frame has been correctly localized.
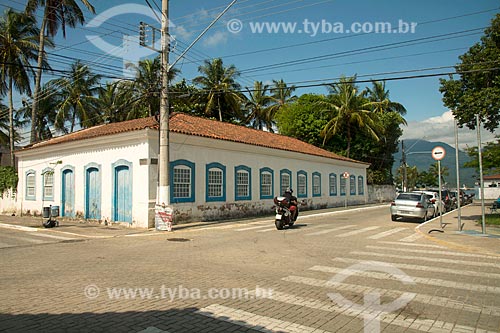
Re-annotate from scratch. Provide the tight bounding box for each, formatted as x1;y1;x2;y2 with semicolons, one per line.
273;196;297;230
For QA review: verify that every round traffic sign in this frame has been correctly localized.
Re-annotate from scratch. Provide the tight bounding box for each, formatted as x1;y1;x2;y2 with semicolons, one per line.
342;172;350;179
431;146;446;161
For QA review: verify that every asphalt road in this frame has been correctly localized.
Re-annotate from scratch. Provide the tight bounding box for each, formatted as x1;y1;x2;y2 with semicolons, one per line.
0;205;499;332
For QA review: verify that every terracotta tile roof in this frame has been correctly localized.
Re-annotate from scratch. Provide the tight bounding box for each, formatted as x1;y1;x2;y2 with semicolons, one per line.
484;174;500;180
19;113;367;165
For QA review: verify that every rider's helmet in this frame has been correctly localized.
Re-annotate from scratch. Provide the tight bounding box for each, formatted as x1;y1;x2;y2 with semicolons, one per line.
285;188;293;194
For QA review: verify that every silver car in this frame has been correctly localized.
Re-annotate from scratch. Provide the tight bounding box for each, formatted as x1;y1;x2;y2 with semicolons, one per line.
390;192;436;222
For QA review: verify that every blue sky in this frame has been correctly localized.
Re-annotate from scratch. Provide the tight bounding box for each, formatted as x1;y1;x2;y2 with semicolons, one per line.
3;0;499;148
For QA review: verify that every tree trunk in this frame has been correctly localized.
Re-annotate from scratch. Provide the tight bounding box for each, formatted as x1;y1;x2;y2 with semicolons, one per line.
8;77;15;167
31;12;48;143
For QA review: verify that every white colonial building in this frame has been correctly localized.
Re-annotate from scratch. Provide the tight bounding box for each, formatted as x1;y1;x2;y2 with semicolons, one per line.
14;113;369;228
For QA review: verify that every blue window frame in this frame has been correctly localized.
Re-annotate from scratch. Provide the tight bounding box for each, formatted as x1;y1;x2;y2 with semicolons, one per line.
170;160;195;203
329;173;337;196
280;169;292;196
25;170;36;201
206;162;226;202
350;175;356;195
42;167;54;201
235;165;251;201
312;172;321;197
297;170;307;198
259;167;273;199
358;176;364;195
340;177;346;196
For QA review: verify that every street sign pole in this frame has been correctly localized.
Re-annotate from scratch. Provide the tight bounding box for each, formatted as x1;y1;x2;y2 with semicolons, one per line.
432;146;446;229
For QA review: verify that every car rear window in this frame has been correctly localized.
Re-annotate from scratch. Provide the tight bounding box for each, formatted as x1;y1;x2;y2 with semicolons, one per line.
397;193;420;201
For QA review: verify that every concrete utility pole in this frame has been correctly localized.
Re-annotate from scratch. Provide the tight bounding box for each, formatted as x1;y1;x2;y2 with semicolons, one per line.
476;114;486;234
401;141;407;192
454;118;462;231
158;0;170;206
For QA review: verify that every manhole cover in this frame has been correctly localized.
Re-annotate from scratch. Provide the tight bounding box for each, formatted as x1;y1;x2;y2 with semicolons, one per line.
167;238;191;242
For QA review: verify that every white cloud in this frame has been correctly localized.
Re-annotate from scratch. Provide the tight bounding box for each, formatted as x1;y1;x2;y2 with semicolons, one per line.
202;31;228;47
402;111;499;150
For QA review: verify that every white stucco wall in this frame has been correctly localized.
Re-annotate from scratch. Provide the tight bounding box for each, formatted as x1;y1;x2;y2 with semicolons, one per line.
149;133;369;223
15;130;156;228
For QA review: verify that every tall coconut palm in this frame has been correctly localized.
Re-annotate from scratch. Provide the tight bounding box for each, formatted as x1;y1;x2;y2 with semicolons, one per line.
126;57;180;118
19;84;59;140
193;58;244;122
0;100;10;145
318;76;382;158
26;0;95;143
0;9;40;166
245;81;277;132
270;79;297;106
51;60;101;133
365;80;407;116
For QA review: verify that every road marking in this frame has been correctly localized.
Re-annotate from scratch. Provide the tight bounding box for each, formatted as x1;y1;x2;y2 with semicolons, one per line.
305;224;355;236
197;304;331;333
236;225;272;231
0;223;39;232
281;275;500;317
0;241;14;248
310;265;500;294
367;227;407;239
256;228;278;233
352;251;500;269
333;258;500;280
378;241;445;248
27;232;75;241
258;289;499;332
399;233;424;242
335;226;380;238
366;245;500;260
0;235;47;245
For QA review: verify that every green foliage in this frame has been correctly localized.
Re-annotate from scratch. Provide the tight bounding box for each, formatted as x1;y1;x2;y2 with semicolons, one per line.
439;13;500;132
0;165;18;196
464;136;500;174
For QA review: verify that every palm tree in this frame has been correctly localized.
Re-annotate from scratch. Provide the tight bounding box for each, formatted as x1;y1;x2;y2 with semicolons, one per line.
51;60;101;133
0;100;10;145
270;79;297;106
193;58;244;122
365;80;407;117
126;57;180;118
244;81;277;131
0;9;40;166
19;84;59;141
26;0;95;143
318;76;382;158
429;162;449;185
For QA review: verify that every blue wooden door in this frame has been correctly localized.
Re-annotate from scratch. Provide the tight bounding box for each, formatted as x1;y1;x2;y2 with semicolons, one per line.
85;167;101;219
61;169;74;217
114;165;132;222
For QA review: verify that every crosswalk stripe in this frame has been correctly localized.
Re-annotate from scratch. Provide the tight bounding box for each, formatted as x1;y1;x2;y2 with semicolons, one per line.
305;225;355;236
3;235;47;244
378;241;445;248
236;225;272;231
197;304;331;333
258;289;498;332
333;257;500;280
28;232;75;241
367;227;407;239
399;233;424;242
366;245;499;260
281;275;500;317
0;241;13;248
351;251;500;269
335;226;380;237
256;228;277;233
309;265;500;294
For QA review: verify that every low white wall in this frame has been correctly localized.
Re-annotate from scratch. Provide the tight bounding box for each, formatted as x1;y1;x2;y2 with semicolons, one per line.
0;189;17;214
368;185;396;203
477;186;500;200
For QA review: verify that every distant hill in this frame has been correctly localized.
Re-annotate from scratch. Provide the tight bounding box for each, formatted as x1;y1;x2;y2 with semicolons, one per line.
392;139;477;188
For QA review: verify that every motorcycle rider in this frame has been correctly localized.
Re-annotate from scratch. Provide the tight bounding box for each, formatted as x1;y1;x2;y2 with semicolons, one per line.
284;188;298;221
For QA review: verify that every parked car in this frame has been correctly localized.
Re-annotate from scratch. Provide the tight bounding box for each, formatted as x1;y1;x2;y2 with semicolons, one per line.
412;190;446;215
427;188;453;212
390;192;436;222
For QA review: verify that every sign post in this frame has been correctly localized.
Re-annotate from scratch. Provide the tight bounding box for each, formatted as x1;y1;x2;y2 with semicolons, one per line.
432;146;446;228
343;172;350;208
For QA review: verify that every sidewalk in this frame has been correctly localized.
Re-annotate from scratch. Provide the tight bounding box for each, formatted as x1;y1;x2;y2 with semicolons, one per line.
416;202;500;256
